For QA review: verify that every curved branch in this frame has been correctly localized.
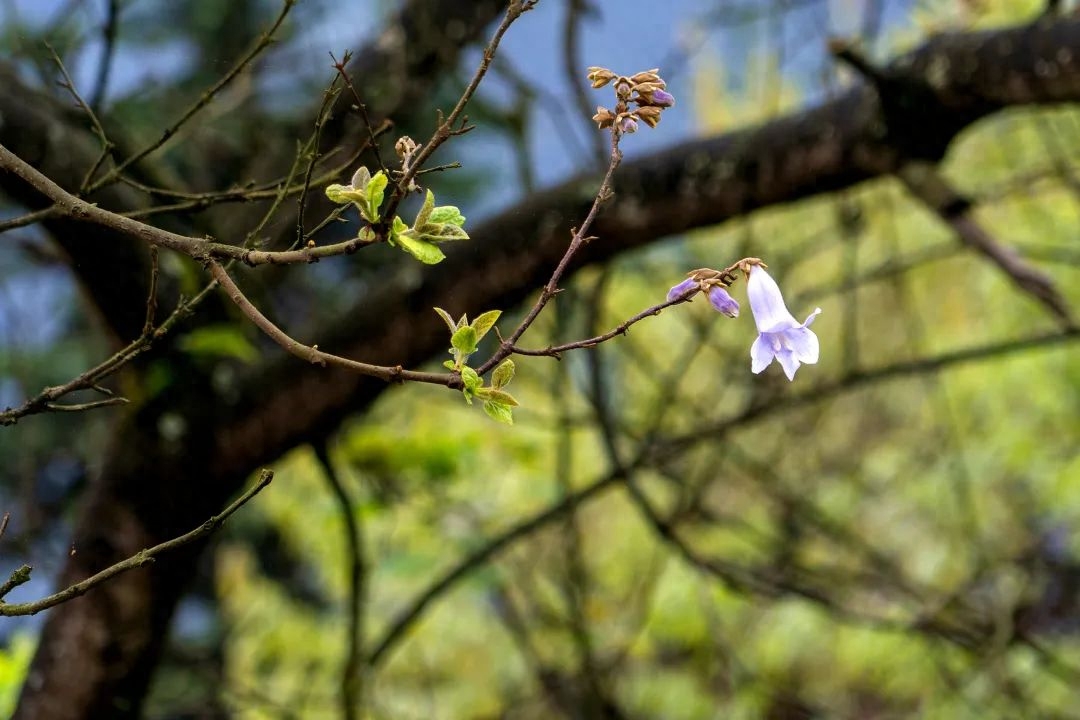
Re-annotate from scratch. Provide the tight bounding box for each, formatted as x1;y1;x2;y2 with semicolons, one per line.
0;470;273;616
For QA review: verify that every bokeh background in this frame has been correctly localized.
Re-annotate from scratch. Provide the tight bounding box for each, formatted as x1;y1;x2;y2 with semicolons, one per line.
2;0;1080;718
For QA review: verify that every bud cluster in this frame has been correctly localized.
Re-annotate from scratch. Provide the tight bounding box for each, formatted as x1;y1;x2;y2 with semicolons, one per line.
587;67;676;135
395;136;421;192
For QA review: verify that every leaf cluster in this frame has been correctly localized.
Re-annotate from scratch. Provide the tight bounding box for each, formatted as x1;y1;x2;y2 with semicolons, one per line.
434;307;518;424
325;168;469;265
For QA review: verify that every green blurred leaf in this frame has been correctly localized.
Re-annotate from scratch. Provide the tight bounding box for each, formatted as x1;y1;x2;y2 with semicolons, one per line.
179;324;257;363
483;400;514;425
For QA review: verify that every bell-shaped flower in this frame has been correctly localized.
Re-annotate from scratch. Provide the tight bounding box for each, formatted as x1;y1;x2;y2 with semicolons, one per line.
746;265;820;381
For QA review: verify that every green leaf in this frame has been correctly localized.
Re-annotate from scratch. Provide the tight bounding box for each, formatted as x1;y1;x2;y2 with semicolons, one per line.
363;171;389;221
473;387;518;406
492;359;515;389
392;215;409;234
442;359;456;370
179;324;258;363
433;307;458;334
349;166;371;191
470;310;502;342
395;232;445;264
461;366;482;392
414;190;435;230
483;400;514;425
451;325;478;356
429;205;465;226
325;184;364;205
417;223;470;243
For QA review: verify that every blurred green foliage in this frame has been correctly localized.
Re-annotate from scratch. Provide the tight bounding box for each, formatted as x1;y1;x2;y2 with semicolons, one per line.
205;80;1080;720
2;0;1079;718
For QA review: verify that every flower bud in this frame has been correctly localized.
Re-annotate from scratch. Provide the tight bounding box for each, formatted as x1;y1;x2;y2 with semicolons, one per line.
395;136;418;159
635;106;662;128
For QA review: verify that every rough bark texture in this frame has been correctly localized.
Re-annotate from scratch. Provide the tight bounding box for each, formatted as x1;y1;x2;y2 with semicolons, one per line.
5;12;1080;720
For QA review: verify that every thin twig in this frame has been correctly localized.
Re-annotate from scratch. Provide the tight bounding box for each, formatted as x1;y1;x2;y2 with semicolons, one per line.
0;513;9;542
476;128;622;375
366;470;625;668
510;294;690;358
365;326;1080;668
86;0;296;193
380;0;538;224
89;0;120;112
550;296;610;712
313;443;366;720
897;163;1074;327
0;143;380;266
0;270;219;427
0;207;61;234
0;469;273;615
143;246;159;336
330;50;387;175
43;398;128;413
294;74;344;249
208;261;454;386
45;43;114;191
562;0;605;165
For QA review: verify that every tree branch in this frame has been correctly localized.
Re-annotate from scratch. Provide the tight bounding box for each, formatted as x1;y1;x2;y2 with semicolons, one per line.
897;161;1074;326
0;470;272;616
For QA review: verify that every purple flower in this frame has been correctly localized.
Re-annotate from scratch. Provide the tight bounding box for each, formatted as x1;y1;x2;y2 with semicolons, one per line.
619;115;639;134
746;265;820;381
707;286;739;317
650;89;676;107
667;278;697;302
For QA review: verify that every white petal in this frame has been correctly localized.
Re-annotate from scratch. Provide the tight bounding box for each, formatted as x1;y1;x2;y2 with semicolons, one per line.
785;326;819;364
776;349;800;380
750;334;774;374
746;266;799;333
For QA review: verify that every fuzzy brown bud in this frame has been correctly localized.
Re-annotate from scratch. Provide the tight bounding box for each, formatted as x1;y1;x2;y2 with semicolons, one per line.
586;66;616;89
635;106;662;128
592;106;615;129
629;69;662;85
395;136;418;159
